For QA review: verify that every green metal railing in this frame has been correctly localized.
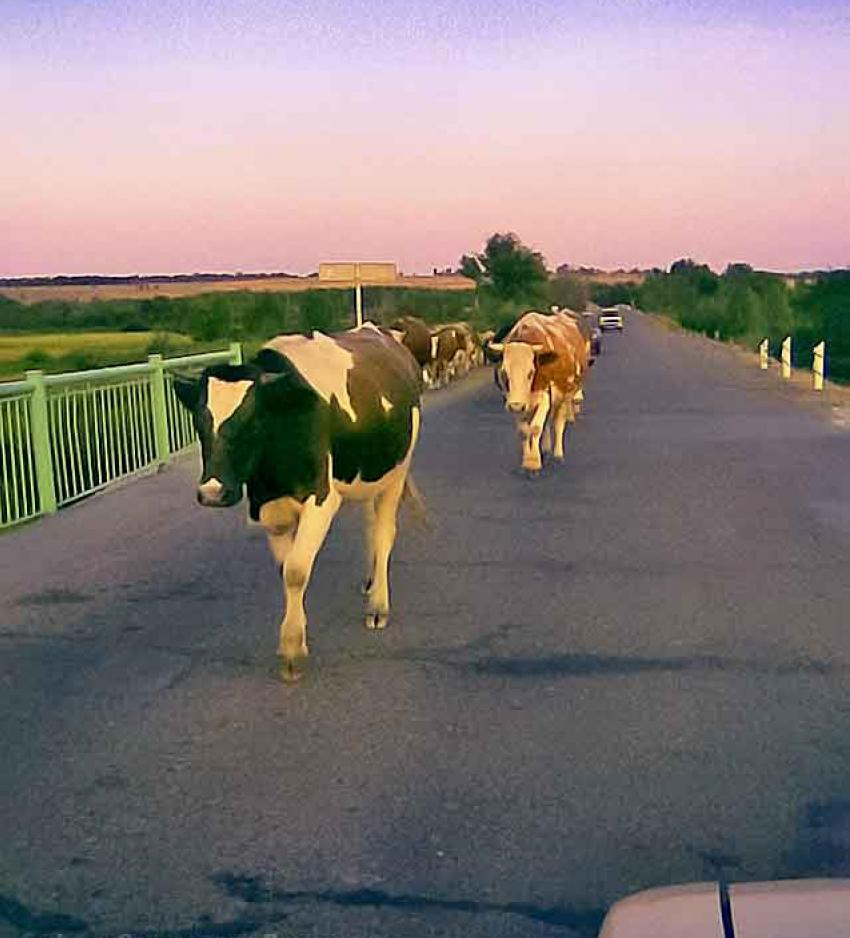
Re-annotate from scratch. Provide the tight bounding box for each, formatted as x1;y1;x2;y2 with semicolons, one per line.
0;342;241;530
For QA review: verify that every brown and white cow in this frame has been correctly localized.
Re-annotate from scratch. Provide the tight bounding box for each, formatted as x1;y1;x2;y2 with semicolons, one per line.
429;324;464;388
429;322;481;386
457;322;485;369
389;315;433;374
488;311;588;473
174;323;423;681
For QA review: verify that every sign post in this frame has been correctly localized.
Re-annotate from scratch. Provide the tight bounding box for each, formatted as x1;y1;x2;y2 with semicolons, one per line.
813;341;825;391
318;263;398;329
354;264;363;328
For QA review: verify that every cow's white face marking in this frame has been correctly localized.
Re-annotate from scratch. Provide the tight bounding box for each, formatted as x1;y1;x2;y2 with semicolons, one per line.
502;343;537;412
207;378;253;432
198;477;225;501
430;334;439;359
264;333;357;421
380;395;393;413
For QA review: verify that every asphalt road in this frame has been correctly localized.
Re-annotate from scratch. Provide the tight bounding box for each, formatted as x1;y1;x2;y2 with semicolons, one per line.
3;313;850;938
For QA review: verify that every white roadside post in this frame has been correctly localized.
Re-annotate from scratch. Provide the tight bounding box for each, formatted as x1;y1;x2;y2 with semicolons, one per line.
781;336;792;380
759;338;769;370
354;263;363;328
813;340;826;391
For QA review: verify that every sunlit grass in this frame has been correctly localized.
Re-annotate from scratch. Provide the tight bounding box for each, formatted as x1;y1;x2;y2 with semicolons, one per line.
0;331;201;380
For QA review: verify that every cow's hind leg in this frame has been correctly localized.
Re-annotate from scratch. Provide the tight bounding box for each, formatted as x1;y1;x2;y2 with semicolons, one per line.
278;491;341;680
364;471;406;630
540;405;554;455
361;499;376;594
540;422;553;455
267;528;295;577
573;387;584;415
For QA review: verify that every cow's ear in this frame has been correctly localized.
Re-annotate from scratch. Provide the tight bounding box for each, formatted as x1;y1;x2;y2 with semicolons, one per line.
173;374;201;411
535;350;558;366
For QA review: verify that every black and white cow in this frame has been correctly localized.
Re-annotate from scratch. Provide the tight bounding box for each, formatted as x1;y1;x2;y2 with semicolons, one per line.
174;323;423;680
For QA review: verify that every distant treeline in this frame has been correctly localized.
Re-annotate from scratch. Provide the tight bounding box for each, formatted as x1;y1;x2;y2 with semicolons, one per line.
636;260;850;381
4;265;848;381
0;287;477;343
0;272;301;287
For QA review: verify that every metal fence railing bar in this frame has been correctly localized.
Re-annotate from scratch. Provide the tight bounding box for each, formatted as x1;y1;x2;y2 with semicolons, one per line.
0;388;40;528
0;342;241;531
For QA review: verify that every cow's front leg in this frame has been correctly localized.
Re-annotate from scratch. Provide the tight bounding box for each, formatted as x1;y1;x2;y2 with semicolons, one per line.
551;393;574;461
364;471;406;630
520;395;551;472
278;491;342;680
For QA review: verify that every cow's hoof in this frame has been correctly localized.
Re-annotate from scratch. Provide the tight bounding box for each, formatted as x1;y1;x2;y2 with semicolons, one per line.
365;612;389;630
522;467;542;479
278;657;307;684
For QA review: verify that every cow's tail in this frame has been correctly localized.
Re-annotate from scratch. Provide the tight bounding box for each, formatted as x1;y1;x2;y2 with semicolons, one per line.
402;473;430;530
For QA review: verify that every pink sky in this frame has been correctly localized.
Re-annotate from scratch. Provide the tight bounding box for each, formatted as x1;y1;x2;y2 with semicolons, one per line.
2;0;849;276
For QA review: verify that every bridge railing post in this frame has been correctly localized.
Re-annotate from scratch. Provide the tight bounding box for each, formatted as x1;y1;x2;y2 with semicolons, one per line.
781;336;792;380
813;341;825;391
148;354;171;468
24;370;58;515
759;338;769;370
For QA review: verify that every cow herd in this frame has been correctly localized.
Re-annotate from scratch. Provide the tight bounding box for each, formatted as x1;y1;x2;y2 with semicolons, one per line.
388;316;485;390
174;306;598;679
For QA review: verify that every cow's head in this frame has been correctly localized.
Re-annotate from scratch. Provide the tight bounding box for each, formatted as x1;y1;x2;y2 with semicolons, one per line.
488;341;557;414
173;351;312;508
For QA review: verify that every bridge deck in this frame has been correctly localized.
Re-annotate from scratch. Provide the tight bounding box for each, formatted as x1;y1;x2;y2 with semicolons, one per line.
2;314;850;937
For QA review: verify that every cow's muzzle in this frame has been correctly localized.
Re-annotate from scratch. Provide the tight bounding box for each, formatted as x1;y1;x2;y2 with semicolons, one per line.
196;478;242;508
506;401;526;414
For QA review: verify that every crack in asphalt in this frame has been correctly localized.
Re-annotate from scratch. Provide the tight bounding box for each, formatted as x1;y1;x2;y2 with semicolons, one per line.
317;642;850;681
461;651;850;678
213;873;606;934
0;875;604;937
14;588;94;607
0;891;284;938
129;635;850;684
0;892;88;934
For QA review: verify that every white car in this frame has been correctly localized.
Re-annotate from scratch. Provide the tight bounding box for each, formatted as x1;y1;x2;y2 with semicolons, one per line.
599;878;850;937
598;309;624;332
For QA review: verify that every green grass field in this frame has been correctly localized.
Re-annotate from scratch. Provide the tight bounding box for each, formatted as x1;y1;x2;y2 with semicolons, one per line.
0;331;202;380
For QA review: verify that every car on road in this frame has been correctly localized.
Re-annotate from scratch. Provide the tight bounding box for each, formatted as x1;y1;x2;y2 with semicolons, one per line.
591;324;602;356
598;309;624;332
599;878;850;936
